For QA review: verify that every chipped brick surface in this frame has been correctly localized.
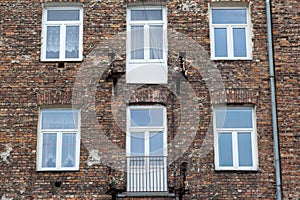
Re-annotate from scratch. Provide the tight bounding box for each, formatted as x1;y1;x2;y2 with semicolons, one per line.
0;0;298;199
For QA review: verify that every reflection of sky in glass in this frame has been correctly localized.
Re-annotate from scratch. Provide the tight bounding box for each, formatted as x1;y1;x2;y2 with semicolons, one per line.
130;132;145;156
130;109;163;126
212;9;247;24
238;132;253;166
214;28;228;57
216;108;252;129
150;132;163;156
233;28;247;57
218;132;233;166
48;10;80;21
42;110;79;129
131;10;162;21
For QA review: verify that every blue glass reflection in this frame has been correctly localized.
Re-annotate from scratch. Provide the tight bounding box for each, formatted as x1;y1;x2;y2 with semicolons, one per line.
238;132;253;166
218;132;233;166
233;28;247;57
214;28;228;57
212;9;247;24
130;109;163;126
216;108;253;129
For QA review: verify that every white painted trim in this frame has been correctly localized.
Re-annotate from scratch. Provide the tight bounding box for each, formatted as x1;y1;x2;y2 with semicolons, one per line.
36;108;80;171
209;7;252;60
40;6;83;62
126;6;168;84
213;106;258;171
127;105;167;156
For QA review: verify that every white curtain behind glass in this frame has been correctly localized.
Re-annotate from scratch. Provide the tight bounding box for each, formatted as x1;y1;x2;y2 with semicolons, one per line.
42;133;57;167
61;133;76;167
150;25;163;59
131;26;144;59
65;26;79;58
46;26;60;59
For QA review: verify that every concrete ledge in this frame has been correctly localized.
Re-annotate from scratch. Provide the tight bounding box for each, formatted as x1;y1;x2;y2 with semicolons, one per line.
117;192;175;197
210;1;249;8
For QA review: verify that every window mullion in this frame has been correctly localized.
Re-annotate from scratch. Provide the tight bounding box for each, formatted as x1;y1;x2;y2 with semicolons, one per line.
227;26;233;58
60;24;66;59
145;131;150;156
232;131;238;168
251;130;256;168
145;24;150;61
57;131;62;169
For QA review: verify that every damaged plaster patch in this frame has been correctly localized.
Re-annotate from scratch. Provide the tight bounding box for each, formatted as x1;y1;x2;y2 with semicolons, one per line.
180;1;202;13
87;150;101;166
1;194;14;200
0;144;13;164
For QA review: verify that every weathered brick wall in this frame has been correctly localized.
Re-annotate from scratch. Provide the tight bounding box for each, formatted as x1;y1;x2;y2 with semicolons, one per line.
272;0;300;199
0;0;290;199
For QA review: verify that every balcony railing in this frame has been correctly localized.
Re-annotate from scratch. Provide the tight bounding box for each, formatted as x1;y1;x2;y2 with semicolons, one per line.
126;156;168;192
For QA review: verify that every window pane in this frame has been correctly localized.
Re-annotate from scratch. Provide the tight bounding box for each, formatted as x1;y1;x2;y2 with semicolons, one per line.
42;110;79;129
214;28;228;57
46;26;60;59
130;108;164;127
65;26;79;58
61;133;76;167
218;132;233;167
150;25;163;59
216;108;253;128
131;10;162;21
233;28;247;57
150;132;163;156
130;132;145;156
131;26;144;59
212;9;247;24
42;133;57;168
238;132;253;166
47;10;80;21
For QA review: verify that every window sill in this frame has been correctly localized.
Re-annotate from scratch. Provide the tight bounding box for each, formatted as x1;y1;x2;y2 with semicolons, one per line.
36;168;79;172
40;58;83;62
215;167;258;171
117;192;175;198
211;57;253;61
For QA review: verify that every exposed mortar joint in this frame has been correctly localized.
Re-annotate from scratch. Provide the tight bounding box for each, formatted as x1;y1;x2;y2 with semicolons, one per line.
0;144;13;164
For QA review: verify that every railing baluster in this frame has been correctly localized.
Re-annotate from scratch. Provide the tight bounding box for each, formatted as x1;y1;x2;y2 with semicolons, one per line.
127;156;167;192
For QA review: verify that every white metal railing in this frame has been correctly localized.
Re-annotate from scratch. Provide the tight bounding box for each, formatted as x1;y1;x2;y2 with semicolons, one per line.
127;156;167;192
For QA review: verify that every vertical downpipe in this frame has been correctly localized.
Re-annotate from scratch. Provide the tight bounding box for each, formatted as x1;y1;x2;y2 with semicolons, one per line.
265;0;282;199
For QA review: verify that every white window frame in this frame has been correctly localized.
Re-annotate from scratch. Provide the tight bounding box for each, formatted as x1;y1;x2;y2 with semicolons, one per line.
213;106;258;171
37;108;81;171
126;7;168;65
126;105;168;192
126;105;167;157
126;7;168;84
41;6;83;62
209;7;252;60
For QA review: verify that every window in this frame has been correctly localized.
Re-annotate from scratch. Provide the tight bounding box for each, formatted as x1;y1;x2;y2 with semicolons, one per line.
214;107;257;170
210;8;252;60
126;106;167;191
41;6;83;61
126;7;168;84
37;109;80;171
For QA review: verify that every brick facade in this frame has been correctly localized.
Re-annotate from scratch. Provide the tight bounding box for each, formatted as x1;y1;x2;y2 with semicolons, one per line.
0;0;298;199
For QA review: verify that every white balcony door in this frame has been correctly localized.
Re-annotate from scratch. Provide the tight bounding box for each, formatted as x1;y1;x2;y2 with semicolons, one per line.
127;106;167;192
